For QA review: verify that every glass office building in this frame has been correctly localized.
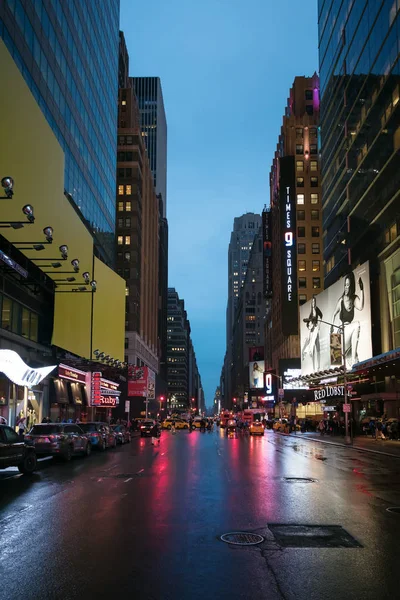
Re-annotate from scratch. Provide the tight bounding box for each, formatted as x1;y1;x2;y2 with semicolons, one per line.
132;77;168;218
0;0;120;264
318;0;400;286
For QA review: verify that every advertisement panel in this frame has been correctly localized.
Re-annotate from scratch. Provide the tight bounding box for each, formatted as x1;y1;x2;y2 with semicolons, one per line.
300;261;372;375
147;368;155;399
128;366;148;397
279;358;308;390
262;209;272;298
279;156;298;335
249;361;265;389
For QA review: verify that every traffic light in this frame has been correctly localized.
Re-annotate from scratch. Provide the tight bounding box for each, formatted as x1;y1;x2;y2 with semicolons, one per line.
233;397;237;403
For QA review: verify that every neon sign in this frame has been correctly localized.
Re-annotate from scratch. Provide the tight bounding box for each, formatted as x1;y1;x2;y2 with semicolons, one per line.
280;156;298;335
284;186;294;302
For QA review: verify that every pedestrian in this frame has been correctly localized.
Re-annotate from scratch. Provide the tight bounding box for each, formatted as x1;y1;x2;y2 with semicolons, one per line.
17;417;26;439
150;422;158;445
171;420;176;435
375;420;385;440
318;419;325;436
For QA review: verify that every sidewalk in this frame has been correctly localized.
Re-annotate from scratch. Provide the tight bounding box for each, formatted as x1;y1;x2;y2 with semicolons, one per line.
276;430;400;458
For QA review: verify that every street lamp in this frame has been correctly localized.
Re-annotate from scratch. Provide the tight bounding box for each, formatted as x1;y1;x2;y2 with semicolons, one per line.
313;318;351;445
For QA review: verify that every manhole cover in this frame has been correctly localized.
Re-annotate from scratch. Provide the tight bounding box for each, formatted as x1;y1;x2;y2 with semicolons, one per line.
268;524;362;548
386;507;400;514
283;477;316;483
220;532;264;546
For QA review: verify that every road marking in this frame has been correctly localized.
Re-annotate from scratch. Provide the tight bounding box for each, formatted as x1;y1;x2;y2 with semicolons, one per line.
97;478;103;482
124;477;132;483
104;464;118;472
136;468;144;475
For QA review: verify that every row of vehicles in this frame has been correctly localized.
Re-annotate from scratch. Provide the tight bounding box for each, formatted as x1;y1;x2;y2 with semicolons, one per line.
139;416;211;436
0;421;131;475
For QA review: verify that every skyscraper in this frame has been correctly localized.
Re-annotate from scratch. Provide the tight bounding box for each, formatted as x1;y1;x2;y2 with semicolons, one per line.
265;75;322;387
0;0;120;264
131;77;168;217
318;1;400;419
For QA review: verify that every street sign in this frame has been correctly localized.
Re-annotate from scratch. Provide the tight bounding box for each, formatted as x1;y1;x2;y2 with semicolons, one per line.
278;388;284;398
343;403;351;413
125;400;130;413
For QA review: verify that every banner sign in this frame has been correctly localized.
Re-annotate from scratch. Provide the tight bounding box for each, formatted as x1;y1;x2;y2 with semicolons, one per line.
0;349;56;387
300;261;372;375
262;209;272;298
128;366;148;397
58;364;87;385
280;156;297;335
314;384;344;402
91;372;102;406
0;249;28;278
147;368;155;399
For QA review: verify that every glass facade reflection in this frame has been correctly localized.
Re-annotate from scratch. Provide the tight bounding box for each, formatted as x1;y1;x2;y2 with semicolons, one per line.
0;0;120;264
318;0;400;286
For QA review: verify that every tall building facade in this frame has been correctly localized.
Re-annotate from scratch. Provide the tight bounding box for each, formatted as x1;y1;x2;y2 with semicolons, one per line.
266;75;323;383
0;0;120;264
318;0;400;419
132;76;169;400
116;33;159;376
132;77;167;217
167;288;203;411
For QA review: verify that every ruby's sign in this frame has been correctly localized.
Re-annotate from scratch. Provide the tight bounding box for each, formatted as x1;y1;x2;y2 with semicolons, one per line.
99;395;118;408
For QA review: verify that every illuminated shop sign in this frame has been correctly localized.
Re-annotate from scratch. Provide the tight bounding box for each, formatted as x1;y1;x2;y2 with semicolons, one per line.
265;373;273;395
280;156;297;335
100;378;119;392
99;395;119;408
58;364;87;385
91;372;102;406
262;209;272;298
314;385;344;402
0;349;56;387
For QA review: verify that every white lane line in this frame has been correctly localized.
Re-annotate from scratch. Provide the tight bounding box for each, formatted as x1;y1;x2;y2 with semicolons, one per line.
124;477;132;483
104;464;118;472
136;468;144;475
97;478;103;482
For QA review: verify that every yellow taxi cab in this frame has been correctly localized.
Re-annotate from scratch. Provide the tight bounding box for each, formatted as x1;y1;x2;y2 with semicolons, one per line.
273;419;287;432
161;418;189;430
249;421;264;436
193;417;203;429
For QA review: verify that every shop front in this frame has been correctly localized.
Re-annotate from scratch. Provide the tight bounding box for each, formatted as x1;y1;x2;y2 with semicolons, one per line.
0;349;55;428
50;364;89;423
91;376;120;422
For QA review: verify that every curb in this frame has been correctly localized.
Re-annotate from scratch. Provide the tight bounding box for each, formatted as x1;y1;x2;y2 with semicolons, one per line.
274;431;400;459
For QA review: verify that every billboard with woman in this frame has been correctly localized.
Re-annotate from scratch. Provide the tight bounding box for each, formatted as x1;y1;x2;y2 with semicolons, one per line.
300;261;372;375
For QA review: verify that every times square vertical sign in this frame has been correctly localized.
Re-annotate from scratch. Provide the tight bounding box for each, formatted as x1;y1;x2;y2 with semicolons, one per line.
262;208;272;298
280;156;298;336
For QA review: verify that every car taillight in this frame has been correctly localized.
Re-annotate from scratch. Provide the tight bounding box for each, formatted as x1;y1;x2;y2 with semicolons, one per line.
91;432;99;437
49;434;65;441
140;426;145;429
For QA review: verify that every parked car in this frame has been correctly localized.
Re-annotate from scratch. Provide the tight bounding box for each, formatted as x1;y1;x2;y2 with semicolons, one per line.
111;424;131;444
25;423;91;461
250;421;265;436
140;420;155;437
0;424;37;474
79;422;117;450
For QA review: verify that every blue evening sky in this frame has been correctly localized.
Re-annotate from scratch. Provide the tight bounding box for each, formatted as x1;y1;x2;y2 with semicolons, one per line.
120;0;319;407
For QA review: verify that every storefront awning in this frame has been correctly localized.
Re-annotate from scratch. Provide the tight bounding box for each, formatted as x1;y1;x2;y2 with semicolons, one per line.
352;347;400;372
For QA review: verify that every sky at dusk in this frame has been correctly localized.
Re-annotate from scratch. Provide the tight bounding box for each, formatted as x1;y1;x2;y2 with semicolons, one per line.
120;0;319;406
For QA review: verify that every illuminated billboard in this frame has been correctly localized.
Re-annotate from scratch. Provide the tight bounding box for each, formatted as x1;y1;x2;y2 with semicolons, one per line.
249;361;265;389
300;261;372;375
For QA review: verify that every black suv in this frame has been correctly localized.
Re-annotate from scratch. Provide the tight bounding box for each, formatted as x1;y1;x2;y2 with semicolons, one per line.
0;424;37;474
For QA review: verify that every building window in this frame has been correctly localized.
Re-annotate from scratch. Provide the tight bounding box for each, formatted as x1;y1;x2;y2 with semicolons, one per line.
312;260;320;272
125;218;131;227
117;252;123;261
126;185;132;195
385;222;398;244
306;104;314;115
296;177;304;187
125;201;131;211
118;185;124;195
1;297;11;330
125;236;131;245
310;160;318;171
298;243;306;254
298;260;306;271
305;90;313;100
312;226;320;237
313;277;321;289
125;287;129;297
297;193;305;205
296;144;304;155
117;218;123;228
297;210;305;221
118;201;124;211
299;277;307;289
310;176;318;187
124;252;131;261
310;144;318;154
312;243;320;254
309;127;317;137
296;127;303;138
299;294;307;305
311;210;319;220
296;160;304;171
311;193;319;204
298;226;305;238
117;235;123;245
326;256;335;273
125;337;129;349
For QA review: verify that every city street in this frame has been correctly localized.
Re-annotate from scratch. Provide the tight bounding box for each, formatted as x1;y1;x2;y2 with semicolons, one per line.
1;429;400;600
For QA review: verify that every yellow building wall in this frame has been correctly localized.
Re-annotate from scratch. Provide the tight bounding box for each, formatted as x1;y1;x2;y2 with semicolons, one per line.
0;40;124;360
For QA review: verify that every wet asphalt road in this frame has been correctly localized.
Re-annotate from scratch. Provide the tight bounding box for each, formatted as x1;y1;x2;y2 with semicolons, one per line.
1;429;400;600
